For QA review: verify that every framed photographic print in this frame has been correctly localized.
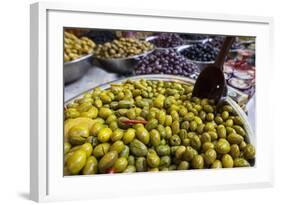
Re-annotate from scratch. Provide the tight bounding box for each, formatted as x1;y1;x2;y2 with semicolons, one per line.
30;2;274;202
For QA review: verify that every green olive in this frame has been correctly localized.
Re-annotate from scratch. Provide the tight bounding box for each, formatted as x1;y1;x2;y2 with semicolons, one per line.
136;157;147;172
177;161;190;170
211;160;222;168
97;127;112;142
66;150;87;175
123;165;136;173
111;128;124;142
192;155;204;169
190;135;201;150
243;144;256;159
123;128;136;144
93;143;110;158
204;149;217;165
64;142;72;154
90;122;104;137
129;139;148;157
234;158;250;167
82;156;98;175
120;145;130;158
113;157;128;172
215;139;231;154
147;151;160;168
171;121;180;135
156;145;171;156
217;125;227;138
233;125;246;136
150;129;161;146
227;133;244;144
169;135;181;146
175;146;186;159
145;119;158;131
98;107;113;119
80;143;93;157
221;154;234;168
182;146;197;161
98;151;118;173
69;125;89;139
136;127;150;144
202;142;215;152
230;144;240;159
160;156;171;167
110;140;125;153
128;155;135;165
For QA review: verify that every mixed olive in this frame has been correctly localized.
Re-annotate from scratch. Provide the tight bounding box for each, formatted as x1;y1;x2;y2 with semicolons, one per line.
64;31;96;62
64;79;255;175
94;37;154;59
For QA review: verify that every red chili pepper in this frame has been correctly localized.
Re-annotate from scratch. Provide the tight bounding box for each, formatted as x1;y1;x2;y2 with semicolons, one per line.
120;119;148;125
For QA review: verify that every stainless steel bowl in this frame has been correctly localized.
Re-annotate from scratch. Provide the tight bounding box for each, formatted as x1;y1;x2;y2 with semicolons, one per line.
64;53;93;84
65;74;254;145
93;49;154;74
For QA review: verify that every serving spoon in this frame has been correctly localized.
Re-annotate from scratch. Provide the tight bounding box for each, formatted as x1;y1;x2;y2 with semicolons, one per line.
192;36;235;105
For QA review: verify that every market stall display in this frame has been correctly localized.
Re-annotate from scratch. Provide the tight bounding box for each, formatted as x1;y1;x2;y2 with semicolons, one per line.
64;76;255;175
135;49;198;77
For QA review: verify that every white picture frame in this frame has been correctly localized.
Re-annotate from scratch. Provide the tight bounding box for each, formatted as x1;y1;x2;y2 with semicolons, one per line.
30;2;274;202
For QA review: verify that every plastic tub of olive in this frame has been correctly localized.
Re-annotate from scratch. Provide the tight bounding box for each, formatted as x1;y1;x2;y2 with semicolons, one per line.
65;74;255;154
64;53;93;84
93;49;154;74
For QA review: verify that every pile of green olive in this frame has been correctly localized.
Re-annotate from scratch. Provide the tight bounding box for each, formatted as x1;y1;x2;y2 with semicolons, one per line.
94;37;154;59
64;31;96;62
64;79;255;175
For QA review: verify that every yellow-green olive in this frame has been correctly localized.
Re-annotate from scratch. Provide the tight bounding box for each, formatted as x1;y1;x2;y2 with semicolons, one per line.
82;156;98;175
215;139;231;154
211;160;222;168
113;157;128;172
93;143;110;158
192;155;204;169
123;128;136;144
243;144;256;159
221;154;234;168
97;127;112;142
66;150;87;175
98;151;118;173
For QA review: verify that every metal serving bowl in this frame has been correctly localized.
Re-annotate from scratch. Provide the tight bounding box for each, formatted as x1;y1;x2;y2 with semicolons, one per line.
64;53;93;84
93;49;154;74
65;74;254;145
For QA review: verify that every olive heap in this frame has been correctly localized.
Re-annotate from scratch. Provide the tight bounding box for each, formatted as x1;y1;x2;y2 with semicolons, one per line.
135;49;198;77
181;41;219;62
64;79;255;175
94;38;154;59
64;31;96;62
151;33;185;48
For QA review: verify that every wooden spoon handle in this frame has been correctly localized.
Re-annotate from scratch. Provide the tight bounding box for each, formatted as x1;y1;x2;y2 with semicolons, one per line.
214;36;235;69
